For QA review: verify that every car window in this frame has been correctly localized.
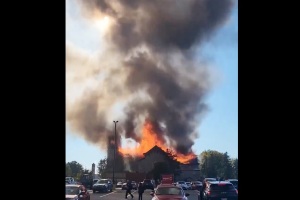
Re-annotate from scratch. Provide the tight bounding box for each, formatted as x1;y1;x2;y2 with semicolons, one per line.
156;187;183;195
209;184;235;191
98;180;108;184
66;187;79;195
229;181;238;185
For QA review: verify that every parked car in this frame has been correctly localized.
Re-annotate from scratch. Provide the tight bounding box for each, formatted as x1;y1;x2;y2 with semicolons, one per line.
225;179;238;190
143;179;154;190
202;181;238;200
150;184;190;200
66;177;75;184
66;184;90;200
185;182;192;190
203;178;217;183
93;179;99;185
176;181;189;190
132;181;137;190
122;182;127;190
116;181;123;188
191;181;202;190
92;179;113;193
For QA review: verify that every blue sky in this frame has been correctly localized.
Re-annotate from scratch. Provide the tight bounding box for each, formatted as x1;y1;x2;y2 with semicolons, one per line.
66;0;238;171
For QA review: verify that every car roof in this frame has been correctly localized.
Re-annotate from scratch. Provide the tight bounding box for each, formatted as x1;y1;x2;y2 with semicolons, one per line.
226;179;238;181
66;184;81;187
158;184;181;188
207;181;232;185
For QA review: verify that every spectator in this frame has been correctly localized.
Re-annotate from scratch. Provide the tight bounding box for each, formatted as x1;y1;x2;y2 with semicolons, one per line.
125;180;134;199
138;182;144;200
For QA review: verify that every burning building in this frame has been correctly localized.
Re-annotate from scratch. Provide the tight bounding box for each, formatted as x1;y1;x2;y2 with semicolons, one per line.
66;0;235;181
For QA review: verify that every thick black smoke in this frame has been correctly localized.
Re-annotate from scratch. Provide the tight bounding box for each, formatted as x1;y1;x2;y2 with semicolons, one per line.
68;0;234;155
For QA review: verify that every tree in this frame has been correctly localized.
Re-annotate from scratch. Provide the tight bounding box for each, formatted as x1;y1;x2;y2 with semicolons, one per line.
97;158;107;176
219;152;234;179
199;150;234;179
231;158;238;179
66;161;84;180
66;164;72;177
83;169;92;176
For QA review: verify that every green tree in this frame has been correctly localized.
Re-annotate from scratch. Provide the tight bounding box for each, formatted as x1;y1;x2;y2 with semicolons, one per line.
231;158;238;179
97;158;107;176
66;164;72;177
83;169;92;175
199;150;234;179
219;152;234;179
66;161;84;180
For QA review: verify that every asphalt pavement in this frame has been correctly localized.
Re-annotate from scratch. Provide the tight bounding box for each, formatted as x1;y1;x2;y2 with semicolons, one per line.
88;188;199;200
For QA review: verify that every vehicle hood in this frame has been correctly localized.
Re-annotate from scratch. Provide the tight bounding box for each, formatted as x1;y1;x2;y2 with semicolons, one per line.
154;195;185;200
66;194;78;198
94;183;107;186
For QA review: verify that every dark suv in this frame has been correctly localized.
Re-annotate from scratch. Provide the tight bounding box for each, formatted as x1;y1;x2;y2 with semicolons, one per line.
202;181;238;200
142;179;154;190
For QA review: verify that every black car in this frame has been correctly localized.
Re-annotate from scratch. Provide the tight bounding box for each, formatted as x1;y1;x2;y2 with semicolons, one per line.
201;181;238;200
142;179;154;190
225;179;238;191
92;179;113;193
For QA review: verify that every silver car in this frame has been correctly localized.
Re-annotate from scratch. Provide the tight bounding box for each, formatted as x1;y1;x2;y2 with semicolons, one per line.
175;181;188;190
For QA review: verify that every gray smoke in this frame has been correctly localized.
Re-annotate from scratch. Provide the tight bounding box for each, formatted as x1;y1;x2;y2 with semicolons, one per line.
67;0;234;155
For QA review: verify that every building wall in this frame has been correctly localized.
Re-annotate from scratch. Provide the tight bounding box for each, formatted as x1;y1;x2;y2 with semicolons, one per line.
138;151;168;173
175;164;201;181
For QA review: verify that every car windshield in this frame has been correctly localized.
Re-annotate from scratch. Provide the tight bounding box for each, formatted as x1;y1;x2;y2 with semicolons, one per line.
156;187;183;195
97;180;108;184
206;178;216;181
193;181;201;184
229;181;238;185
66;186;79;195
178;181;185;184
210;184;235;191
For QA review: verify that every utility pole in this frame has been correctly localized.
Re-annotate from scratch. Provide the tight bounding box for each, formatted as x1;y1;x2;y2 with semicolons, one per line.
113;120;118;185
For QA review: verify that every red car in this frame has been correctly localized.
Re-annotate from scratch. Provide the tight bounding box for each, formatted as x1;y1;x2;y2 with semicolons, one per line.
150;184;190;200
65;184;90;200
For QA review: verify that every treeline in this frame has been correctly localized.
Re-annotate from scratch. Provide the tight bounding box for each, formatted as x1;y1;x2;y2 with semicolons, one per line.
199;150;238;179
65;161;93;180
66;150;238;179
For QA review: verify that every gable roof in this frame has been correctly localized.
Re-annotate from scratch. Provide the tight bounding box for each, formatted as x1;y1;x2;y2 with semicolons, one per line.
143;145;167;156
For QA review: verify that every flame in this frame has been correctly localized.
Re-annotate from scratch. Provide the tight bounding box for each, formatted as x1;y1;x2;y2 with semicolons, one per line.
118;120;196;164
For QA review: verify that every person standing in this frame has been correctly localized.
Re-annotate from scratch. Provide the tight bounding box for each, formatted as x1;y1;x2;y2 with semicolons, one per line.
200;179;207;200
138;182;144;200
125;180;134;199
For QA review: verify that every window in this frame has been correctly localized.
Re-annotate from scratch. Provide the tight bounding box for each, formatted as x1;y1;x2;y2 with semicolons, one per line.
156;187;183;195
66;187;79;195
209;184;235;191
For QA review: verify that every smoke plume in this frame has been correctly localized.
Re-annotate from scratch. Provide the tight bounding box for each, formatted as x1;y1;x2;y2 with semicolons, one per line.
66;0;234;154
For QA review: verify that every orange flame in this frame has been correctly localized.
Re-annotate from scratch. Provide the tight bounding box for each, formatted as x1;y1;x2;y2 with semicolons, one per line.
118;120;196;164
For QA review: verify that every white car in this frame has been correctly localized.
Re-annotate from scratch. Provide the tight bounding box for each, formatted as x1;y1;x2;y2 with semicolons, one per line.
175;181;188;190
65;184;90;200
